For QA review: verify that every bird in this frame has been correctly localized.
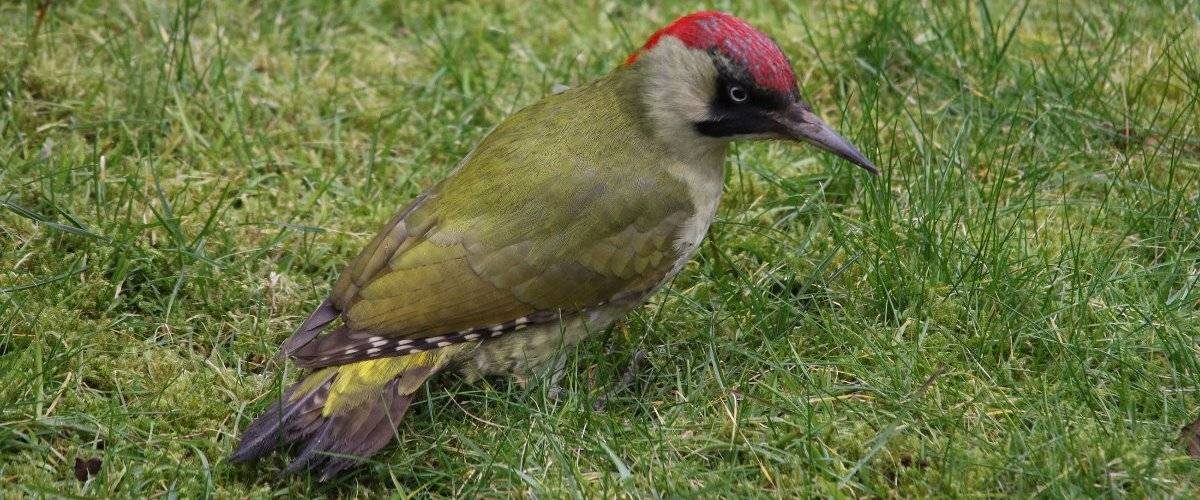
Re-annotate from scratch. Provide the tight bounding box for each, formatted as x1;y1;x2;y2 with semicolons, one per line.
229;10;877;480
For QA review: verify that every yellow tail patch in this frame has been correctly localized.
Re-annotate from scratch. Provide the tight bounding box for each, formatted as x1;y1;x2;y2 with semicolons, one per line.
321;349;456;416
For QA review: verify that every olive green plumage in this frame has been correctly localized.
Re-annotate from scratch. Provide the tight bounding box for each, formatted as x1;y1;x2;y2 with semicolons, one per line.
231;67;708;479
330;69;694;345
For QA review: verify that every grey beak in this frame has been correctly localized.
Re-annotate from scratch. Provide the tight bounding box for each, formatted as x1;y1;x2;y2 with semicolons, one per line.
776;104;879;175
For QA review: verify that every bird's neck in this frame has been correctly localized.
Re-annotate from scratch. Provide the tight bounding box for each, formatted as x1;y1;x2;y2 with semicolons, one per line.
604;66;729;167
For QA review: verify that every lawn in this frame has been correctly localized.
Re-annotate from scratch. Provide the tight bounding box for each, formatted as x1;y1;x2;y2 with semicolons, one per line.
3;0;1199;496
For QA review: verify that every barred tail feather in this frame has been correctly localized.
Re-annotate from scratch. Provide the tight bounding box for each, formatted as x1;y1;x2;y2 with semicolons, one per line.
229;369;336;463
231;359;439;480
283;374;419;480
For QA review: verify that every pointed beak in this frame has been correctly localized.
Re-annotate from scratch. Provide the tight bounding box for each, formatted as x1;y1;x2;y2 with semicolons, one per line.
774;103;879;175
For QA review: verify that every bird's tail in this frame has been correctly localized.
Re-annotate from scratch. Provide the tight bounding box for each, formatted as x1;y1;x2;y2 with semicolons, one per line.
230;350;453;480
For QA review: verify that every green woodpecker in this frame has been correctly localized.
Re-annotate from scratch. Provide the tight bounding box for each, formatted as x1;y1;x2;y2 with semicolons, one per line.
231;10;877;479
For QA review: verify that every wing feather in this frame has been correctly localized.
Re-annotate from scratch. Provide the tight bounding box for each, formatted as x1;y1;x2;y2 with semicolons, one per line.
289;204;687;368
287;74;702;369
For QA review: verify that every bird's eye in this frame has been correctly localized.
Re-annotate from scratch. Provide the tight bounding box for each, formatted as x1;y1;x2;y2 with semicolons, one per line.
727;85;748;103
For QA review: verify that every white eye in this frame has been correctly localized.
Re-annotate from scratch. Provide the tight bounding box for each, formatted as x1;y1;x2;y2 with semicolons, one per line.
728;85;748;103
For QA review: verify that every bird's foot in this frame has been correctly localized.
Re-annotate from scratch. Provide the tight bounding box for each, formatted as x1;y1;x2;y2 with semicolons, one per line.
592;349;646;411
513;374;530;390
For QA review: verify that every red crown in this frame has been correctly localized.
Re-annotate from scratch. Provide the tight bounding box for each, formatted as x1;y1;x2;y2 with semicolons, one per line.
626;11;796;93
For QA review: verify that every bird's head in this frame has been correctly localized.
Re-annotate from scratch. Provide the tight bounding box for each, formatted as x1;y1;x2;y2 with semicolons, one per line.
626;11;877;174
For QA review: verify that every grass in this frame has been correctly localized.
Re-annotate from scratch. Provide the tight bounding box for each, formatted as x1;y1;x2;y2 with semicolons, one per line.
2;0;1199;496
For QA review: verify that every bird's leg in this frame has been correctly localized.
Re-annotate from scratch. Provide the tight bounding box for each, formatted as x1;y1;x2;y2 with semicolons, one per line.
546;353;569;402
592;349;646;411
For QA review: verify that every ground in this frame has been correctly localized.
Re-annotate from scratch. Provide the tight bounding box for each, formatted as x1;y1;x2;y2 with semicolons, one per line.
2;0;1200;497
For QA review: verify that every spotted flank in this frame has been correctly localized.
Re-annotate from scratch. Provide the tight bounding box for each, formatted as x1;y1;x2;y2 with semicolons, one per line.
290;310;563;369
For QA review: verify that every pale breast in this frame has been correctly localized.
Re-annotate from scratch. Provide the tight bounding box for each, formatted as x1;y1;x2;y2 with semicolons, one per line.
665;151;726;276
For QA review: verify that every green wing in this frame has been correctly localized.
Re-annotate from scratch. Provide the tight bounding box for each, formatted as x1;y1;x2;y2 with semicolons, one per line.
289;70;702;368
